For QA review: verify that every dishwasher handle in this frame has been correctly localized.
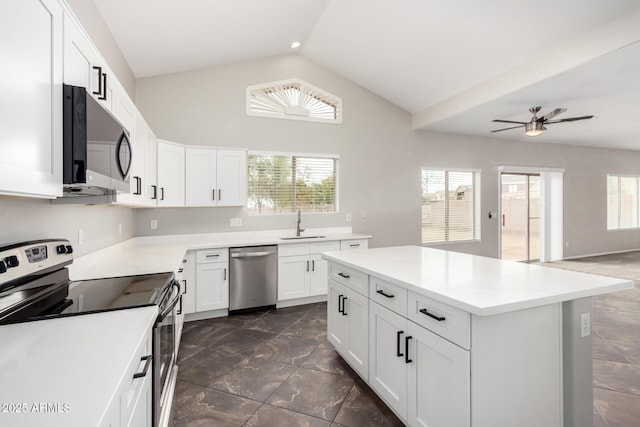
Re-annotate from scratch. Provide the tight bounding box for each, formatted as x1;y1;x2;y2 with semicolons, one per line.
231;250;276;258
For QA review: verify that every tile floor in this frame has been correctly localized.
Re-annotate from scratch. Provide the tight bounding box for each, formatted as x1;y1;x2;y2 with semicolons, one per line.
170;302;403;427
172;250;640;427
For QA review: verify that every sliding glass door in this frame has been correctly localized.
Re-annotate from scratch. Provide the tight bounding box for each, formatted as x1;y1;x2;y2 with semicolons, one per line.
500;174;540;262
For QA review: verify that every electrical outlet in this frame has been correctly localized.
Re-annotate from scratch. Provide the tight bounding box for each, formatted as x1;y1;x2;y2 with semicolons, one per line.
230;218;242;227
565;241;569;248
78;228;84;246
346;213;352;222
150;220;158;230
118;223;122;235
580;313;591;338
362;211;368;219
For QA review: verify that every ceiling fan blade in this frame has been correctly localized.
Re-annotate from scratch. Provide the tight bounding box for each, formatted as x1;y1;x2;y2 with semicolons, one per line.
492;119;528;125
491;125;524;133
545;115;594;124
539;108;567;122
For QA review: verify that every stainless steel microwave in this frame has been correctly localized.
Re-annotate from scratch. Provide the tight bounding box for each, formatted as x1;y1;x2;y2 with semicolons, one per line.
61;84;131;197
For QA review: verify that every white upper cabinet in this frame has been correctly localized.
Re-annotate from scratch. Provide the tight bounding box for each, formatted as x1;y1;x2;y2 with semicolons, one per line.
185;147;247;207
0;0;63;198
157;140;185;207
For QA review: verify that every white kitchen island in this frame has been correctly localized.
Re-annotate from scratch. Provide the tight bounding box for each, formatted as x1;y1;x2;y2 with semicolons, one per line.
322;245;633;427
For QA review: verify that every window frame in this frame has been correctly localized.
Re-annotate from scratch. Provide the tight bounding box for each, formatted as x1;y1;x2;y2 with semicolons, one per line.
247;150;340;216
607;174;640;231
421;167;481;244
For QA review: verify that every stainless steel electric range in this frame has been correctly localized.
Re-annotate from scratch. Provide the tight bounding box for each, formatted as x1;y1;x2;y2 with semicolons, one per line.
0;239;180;427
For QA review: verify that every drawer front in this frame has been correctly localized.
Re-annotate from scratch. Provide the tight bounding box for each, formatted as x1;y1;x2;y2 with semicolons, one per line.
278;243;309;257
408;291;470;349
121;331;152;426
328;262;368;297
369;276;407;317
309;240;340;255
340;239;368;250
196;248;229;263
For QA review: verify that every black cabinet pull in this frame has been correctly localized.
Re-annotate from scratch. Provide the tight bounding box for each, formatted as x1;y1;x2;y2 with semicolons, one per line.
223;268;227;281
312;260;315;271
376;289;395;299
177;295;183;315
178;268;183;273
133;355;153;379
218;189;221;201
307;260;310;272
338;295;344;313
337;272;350;279
182;279;187;294
160;187;165;200
92;66;102;96
396;330;404;357
99;72;107;100
151;185;157;200
342;297;348;316
419;308;446;322
212;189;216;200
133;176;141;195
405;336;413;364
349;243;360;247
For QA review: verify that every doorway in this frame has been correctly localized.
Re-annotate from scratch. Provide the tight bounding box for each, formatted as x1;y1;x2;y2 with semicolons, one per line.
500;173;541;262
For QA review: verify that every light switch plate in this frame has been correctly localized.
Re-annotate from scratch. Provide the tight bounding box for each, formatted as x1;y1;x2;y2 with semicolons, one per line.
230;218;242;227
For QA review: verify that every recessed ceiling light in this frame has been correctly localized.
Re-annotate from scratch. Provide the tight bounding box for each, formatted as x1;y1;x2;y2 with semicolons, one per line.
290;41;301;49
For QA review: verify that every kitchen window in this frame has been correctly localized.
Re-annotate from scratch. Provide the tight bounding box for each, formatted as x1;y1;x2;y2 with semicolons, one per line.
247;152;338;214
607;174;640;229
421;168;481;244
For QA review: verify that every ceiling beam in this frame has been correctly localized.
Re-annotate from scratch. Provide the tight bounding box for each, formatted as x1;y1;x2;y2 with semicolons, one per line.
411;6;640;131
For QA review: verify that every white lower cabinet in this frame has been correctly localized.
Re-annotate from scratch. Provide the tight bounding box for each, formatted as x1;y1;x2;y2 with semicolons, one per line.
369;301;470;427
407;320;470;427
195;249;229;311
327;279;369;379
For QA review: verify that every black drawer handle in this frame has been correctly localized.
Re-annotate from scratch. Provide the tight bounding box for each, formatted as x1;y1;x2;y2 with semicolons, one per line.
419;308;446;322
338;295;344;313
349;243;360;247
396;330;404;357
405;336;413;364
376;289;395;299
151;185;157;200
182;279;187;294
133;355;153;379
342;297;348;316
337;272;350;279
177;295;183;315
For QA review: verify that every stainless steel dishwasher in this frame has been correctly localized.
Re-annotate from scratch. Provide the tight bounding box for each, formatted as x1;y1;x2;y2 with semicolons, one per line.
229;245;277;314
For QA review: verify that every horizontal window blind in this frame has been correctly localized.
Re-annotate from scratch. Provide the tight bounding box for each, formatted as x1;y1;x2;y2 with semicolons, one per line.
248;153;337;214
422;168;480;243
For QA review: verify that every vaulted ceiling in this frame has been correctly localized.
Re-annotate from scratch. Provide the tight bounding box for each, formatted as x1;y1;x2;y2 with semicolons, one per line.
95;0;640;150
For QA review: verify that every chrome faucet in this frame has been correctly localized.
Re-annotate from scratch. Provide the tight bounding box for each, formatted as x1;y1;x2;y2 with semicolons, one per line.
296;209;305;236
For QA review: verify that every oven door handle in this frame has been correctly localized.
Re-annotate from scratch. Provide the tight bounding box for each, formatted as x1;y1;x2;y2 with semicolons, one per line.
157;281;181;321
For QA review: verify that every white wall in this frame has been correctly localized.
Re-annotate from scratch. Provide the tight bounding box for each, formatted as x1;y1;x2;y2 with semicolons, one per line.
0;198;135;257
135;54;640;258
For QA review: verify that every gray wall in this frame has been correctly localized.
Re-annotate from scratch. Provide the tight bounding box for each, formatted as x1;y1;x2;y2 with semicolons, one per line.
0;198;135;257
64;0;136;99
135;54;640;258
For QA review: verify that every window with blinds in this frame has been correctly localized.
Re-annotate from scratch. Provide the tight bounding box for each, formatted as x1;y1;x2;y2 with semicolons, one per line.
247;152;338;214
421;168;481;244
607;174;640;230
246;78;342;124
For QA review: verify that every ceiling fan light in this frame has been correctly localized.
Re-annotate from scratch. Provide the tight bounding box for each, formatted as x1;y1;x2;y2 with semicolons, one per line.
525;121;544;137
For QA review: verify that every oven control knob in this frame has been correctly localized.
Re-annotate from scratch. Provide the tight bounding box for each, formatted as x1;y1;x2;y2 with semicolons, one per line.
56;245;67;255
0;261;6;274
4;255;19;268
65;245;73;254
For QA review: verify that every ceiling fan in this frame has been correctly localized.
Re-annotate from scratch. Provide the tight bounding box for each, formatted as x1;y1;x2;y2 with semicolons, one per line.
491;106;594;137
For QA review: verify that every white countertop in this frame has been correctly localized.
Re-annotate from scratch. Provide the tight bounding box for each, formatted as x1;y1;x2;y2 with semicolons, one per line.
322;246;634;316
69;228;371;280
0;306;157;427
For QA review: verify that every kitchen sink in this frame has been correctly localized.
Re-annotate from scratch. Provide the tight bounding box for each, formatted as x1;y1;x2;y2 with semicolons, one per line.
279;235;326;240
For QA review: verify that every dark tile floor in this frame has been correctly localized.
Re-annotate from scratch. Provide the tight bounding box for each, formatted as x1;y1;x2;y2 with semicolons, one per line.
171;303;403;427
